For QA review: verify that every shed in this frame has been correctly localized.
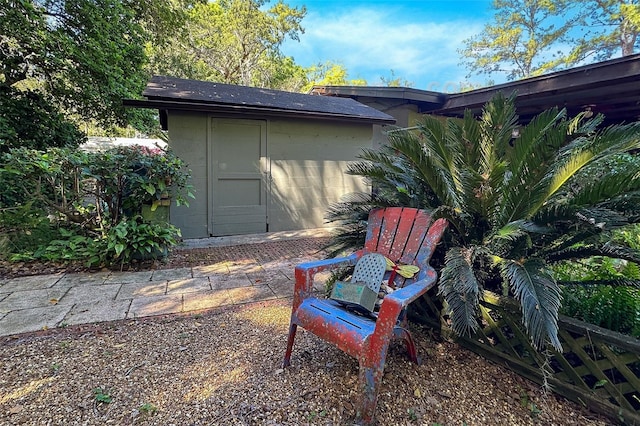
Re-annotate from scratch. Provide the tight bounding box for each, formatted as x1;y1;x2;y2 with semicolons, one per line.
124;76;395;238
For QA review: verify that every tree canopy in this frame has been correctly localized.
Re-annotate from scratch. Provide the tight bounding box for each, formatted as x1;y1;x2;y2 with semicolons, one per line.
1;0;148;123
0;0;179;149
147;0;307;89
300;61;368;92
569;0;640;62
460;0;640;80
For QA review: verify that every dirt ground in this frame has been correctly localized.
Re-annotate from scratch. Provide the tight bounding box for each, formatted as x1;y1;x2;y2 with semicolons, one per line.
0;239;614;425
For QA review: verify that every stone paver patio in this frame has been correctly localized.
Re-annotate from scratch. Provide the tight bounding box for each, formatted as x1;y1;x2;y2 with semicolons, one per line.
0;231;332;336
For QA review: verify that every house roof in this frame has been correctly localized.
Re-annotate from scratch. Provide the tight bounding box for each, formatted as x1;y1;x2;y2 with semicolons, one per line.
310;86;446;107
436;53;640;124
123;76;396;125
312;54;640;125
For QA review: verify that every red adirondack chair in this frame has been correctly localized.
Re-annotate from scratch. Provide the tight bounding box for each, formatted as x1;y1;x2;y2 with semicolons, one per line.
283;207;448;424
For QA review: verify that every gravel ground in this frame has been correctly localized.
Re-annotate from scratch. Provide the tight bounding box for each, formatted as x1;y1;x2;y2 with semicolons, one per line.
1;300;611;425
0;239;613;425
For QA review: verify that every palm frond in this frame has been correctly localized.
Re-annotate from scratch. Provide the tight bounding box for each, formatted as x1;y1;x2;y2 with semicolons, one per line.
570;169;640;208
538;230;603;260
478;91;520;160
566;111;604;136
533;206;624;258
493;108;567;225
438;246;483;337
348;146;434;208
499;258;562;350
325;193;379;224
492;220;549;242
389;121;463;209
545;150;594;202
570;122;640;158
508;107;566;170
599;192;640;222
456;111;483;167
547;243;640;264
566;156;640;222
324;193;389;256
431;205;469;245
544;122;640;206
532;201;577;224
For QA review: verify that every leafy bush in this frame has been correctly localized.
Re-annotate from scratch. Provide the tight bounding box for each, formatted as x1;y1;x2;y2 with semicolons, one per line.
0;205;63;261
0;145;194;266
552;224;640;336
34;218;181;267
102;217;181;266
560;285;640;336
329;93;640;350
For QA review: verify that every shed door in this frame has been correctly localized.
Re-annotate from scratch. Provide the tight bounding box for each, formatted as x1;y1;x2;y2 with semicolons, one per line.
211;119;268;236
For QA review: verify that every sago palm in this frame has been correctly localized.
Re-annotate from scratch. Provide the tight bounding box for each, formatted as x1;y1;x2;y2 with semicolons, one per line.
330;93;640;350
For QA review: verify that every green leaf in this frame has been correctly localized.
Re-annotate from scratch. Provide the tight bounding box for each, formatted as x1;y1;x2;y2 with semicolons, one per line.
114;243;125;256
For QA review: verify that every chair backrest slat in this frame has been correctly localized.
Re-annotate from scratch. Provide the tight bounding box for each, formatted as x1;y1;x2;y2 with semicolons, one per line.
364;208;385;253
375;207;402;256
361;207;442;287
400;210;431;262
388;208;419;261
415;218;447;268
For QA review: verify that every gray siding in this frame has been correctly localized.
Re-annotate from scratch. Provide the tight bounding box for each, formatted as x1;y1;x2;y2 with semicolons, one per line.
167;111;209;239
267;120;371;232
166;113;373;238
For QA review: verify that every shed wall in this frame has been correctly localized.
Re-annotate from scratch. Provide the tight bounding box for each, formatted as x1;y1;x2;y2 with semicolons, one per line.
267;120;372;232
166;111;209;239
166;112;373;238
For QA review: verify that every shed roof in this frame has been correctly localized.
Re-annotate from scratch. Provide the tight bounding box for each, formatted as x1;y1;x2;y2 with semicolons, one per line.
124;76;396;125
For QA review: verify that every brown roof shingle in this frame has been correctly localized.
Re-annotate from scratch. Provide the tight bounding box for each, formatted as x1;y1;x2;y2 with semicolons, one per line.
126;76;396;124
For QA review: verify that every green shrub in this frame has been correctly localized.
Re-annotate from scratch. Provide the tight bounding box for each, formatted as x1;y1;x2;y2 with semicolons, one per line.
0;205;61;261
33;218;181;267
560;285;640;336
0;145;193;266
102;217;181;266
552;224;640;336
29;229;97;263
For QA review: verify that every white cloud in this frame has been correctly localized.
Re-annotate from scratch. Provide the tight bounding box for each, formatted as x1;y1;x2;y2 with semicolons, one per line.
282;5;485;89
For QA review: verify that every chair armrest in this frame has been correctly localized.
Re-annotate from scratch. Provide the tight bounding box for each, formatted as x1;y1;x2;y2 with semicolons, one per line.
385;266;438;308
292;253;360;308
295;253;360;276
371;267;438;344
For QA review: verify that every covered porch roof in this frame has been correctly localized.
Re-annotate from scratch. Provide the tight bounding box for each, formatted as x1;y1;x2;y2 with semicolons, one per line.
311;53;640;125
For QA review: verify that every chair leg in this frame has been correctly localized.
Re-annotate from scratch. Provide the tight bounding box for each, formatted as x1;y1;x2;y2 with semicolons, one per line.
282;322;297;368
356;361;384;425
394;326;420;365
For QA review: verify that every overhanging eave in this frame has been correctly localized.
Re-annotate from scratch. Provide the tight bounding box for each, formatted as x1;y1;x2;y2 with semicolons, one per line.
123;98;396;125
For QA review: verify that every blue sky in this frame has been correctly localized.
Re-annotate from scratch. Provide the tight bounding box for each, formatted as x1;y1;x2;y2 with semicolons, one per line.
280;0;499;91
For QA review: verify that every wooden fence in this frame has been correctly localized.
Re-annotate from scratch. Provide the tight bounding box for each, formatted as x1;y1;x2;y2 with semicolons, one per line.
411;289;640;425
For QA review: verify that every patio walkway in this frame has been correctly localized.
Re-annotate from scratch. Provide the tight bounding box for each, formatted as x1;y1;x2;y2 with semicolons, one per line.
0;230;332;337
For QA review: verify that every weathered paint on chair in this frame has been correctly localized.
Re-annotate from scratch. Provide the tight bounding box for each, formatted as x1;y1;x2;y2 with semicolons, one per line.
282;207;448;425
